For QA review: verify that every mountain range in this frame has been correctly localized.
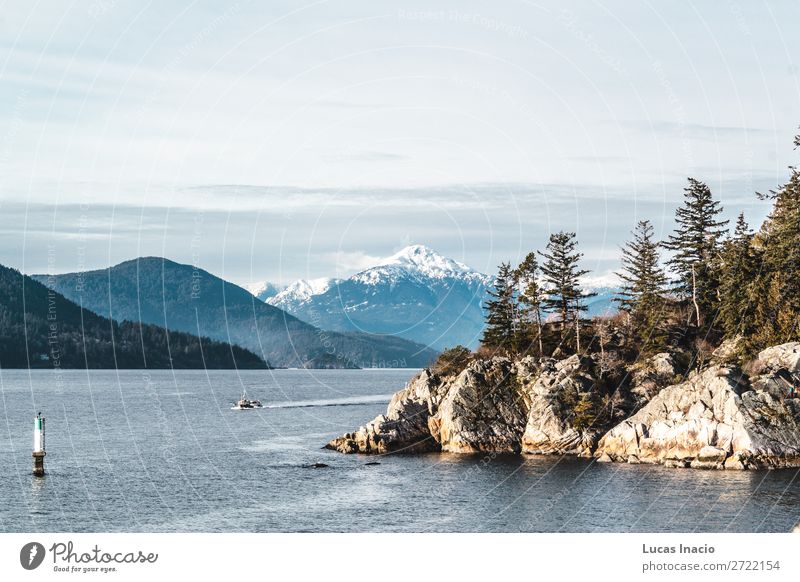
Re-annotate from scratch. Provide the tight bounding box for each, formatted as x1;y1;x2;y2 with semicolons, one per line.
34;258;437;369
251;245;619;351
0;263;267;369
263;246;492;351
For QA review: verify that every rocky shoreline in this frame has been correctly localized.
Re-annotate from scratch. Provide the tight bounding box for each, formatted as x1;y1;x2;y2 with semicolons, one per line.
326;342;800;470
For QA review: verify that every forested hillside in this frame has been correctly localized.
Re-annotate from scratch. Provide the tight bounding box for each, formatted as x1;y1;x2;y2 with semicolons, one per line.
0;264;268;369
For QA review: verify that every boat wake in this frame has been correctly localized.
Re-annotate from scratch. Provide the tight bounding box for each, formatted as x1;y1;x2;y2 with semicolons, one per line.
265;394;392;409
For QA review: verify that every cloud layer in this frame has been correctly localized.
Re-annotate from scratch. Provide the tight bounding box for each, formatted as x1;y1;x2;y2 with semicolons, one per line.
1;1;798;283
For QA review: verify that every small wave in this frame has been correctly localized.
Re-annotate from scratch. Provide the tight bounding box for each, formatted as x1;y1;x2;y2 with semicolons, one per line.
265;394;392;409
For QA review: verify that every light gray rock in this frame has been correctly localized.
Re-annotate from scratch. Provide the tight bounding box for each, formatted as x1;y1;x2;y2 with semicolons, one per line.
427;358;528;453
757;342;800;374
690;446;728;469
712;337;743;365
326;357;528;455
324;369;442;454
595;363;800;470
328;343;800;468
520;355;602;457
629;352;678;406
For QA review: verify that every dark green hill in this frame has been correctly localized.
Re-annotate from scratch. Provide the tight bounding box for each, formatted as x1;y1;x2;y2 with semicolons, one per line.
33;257;437;368
0;263;268;369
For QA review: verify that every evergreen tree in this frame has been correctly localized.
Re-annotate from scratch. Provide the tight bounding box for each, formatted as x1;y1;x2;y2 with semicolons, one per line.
481;262;516;351
538;232;595;353
718;213;758;340
663;178;728;327
515;252;544;356
616;220;669;351
750;156;800;348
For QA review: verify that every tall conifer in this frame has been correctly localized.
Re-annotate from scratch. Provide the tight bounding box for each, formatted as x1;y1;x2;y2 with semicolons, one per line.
515;252;544;356
539;232;595;352
616;220;668;351
663;178;728;326
718;213;757;340
750;152;800;348
481;262;516;351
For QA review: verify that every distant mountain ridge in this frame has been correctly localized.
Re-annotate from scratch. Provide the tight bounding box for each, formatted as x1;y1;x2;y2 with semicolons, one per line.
265;245;494;351
0;263;267;369
256;245;620;351
271;277;336;305
245;281;285;301
35;257;437;369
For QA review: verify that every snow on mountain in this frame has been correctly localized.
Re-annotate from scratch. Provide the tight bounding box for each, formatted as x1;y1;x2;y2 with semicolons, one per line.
265;245;492;350
258;245;621;350
244;281;285;301
578;272;621;317
352;244;491;285
269;277;338;309
579;271;621;291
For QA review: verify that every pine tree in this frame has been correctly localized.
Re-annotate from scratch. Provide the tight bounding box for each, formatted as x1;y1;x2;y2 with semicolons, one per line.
750;158;800;348
718;213;758;340
663;178;728;327
481;262;516;351
616;220;669;351
538;232;595;353
515;252;544;357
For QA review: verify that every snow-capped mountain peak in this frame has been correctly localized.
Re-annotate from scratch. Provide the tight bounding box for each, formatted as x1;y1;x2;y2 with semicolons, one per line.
375;244;477;279
269;277;338;308
265;244;493;350
346;244;491;288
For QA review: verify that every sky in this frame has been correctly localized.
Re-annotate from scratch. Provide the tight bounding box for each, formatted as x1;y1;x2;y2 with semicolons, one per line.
1;0;799;286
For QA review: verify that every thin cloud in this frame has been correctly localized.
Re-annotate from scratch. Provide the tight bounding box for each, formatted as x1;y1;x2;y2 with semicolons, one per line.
323;151;411;162
615;119;779;140
325;250;384;275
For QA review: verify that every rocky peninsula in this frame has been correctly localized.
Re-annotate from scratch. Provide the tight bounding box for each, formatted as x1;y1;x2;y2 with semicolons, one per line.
326;342;800;470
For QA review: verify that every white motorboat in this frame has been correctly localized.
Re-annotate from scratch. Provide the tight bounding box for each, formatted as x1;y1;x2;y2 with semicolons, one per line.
231;390;263;410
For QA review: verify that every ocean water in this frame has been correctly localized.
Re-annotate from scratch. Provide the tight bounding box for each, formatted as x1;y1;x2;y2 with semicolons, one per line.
1;369;799;533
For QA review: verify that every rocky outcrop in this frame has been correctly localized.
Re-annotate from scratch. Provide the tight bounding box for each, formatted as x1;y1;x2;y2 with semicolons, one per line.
753;342;800;375
629;352;679;408
711;336;743;365
324;369;442;454
428;358;528;453
520;355;602;457
326;357;529;455
327;354;605;456
327;343;800;469
595;345;800;469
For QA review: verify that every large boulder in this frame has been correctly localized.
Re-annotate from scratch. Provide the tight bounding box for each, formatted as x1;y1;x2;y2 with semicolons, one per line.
520;355;603;457
324;369;442;454
755;342;800;375
711;336;743;365
326;357;530;455
595;361;800;469
428;358;528;453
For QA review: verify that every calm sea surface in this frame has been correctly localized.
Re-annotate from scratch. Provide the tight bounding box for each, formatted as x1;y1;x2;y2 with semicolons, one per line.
1;369;799;532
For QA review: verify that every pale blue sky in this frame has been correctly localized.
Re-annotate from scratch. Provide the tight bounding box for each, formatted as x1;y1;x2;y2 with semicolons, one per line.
1;1;798;285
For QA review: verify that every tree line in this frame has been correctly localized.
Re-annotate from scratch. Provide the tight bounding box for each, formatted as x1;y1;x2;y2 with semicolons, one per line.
481;128;800;363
